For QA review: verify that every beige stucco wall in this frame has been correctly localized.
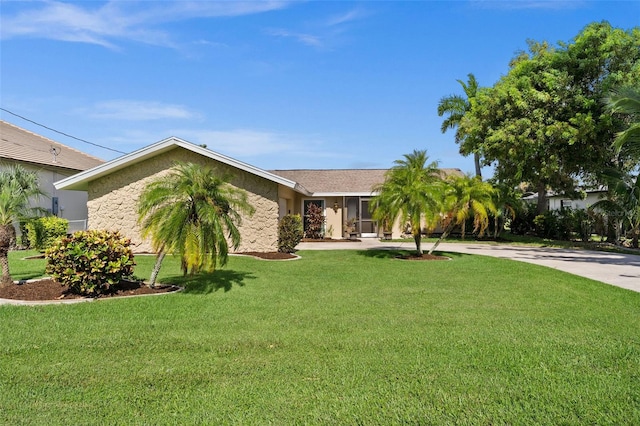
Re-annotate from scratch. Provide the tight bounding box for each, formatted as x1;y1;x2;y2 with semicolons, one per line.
87;148;280;253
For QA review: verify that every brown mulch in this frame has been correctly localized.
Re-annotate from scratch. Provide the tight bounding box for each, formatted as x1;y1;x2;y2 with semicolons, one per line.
397;253;450;261
235;251;298;260
0;279;179;301
300;238;361;242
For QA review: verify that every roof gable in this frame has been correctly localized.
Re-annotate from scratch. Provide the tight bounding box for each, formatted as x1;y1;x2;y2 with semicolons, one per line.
0;120;104;171
54;137;305;192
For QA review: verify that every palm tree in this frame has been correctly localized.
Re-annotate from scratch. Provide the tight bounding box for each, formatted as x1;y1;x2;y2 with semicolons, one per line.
606;86;640;158
137;162;255;287
437;73;483;178
428;174;496;255
371;150;444;255
0;165;45;287
591;168;640;248
490;183;521;239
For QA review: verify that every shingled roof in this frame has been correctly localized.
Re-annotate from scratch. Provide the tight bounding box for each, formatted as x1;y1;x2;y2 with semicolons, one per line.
0;120;104;172
270;168;464;195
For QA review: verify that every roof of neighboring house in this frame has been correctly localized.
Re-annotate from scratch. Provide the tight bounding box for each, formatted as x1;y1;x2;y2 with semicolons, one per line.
0;120;104;172
54;136;307;193
271;168;465;196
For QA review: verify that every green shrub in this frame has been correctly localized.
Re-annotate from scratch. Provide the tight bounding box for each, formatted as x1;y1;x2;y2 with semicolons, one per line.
278;214;303;253
25;216;68;251
45;230;135;296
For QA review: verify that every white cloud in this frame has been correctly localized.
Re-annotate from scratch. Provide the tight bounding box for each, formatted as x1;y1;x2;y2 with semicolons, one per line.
88;100;199;121
0;1;291;48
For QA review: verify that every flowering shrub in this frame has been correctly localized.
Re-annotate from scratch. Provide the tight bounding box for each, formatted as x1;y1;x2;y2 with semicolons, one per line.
45;230;135;296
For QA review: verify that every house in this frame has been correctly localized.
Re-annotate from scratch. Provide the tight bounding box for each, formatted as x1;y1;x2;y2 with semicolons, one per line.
55;137;462;253
0;120;104;232
523;188;608;212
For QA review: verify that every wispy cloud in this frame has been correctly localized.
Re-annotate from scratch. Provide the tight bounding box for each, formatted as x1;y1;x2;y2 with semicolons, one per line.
87;100;199;121
0;1;290;49
266;28;324;48
266;6;368;49
468;0;586;10
174;129;307;157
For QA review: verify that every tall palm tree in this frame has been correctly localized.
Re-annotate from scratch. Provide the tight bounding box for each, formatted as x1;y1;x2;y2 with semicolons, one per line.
607;86;640;158
428;174;496;255
137;162;255;286
371;150;444;255
437;73;483;178
0;165;45;286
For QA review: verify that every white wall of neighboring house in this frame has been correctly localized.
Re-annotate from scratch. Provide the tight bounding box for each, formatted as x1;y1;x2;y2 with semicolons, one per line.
1;162;89;233
547;191;607;211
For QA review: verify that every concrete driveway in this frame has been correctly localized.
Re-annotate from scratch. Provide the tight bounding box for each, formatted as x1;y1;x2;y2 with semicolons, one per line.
297;239;640;294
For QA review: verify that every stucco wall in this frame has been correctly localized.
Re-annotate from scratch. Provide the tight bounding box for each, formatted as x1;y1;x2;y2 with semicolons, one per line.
87;148;280;253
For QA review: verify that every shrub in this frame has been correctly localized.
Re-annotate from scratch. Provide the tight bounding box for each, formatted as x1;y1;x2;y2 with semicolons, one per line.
278;214;303;253
25;216;68;251
45;230;135;296
304;202;325;239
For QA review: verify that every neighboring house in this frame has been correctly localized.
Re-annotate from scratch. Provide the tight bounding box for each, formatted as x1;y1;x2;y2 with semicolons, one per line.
523;188;608;212
55;137;462;253
0;120;104;232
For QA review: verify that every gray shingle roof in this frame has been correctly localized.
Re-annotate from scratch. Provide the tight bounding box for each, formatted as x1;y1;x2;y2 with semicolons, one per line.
270;168;464;194
0;120;104;171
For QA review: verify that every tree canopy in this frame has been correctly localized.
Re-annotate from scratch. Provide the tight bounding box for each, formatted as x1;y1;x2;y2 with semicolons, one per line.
459;21;640;213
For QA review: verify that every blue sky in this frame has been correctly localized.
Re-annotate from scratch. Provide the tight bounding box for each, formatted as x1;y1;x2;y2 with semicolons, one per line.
1;1;639;175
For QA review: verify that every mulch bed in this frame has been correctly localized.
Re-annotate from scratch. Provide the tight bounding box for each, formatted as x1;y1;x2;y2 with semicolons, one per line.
397;253;450;261
2;251;294;302
235;252;298;260
0;279;179;302
300;238;361;242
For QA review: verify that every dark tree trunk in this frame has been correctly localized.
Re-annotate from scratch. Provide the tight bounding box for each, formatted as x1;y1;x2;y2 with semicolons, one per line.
413;233;422;255
536;182;548;215
474;152;482;179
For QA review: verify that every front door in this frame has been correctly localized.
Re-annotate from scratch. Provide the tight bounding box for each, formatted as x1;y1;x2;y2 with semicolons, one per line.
359;198;377;237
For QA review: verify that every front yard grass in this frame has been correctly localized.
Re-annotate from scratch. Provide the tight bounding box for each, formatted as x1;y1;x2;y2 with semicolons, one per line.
2;249;639;424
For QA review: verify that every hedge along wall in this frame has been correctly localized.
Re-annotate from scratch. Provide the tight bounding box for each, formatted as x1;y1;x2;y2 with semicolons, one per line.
86;147;280;253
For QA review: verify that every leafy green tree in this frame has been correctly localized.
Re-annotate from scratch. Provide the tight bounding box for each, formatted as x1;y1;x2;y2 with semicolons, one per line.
371;150;444;255
428;175;496;255
461;22;640;214
438;73;483;178
606;86;640;160
0;165;45;286
137;162;255;286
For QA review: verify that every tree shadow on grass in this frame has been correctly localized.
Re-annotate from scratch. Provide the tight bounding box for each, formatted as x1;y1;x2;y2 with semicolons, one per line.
357;249;470;260
169;269;256;294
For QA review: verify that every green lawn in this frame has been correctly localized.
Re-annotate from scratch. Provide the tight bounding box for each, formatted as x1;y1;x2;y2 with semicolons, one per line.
2;249;639;424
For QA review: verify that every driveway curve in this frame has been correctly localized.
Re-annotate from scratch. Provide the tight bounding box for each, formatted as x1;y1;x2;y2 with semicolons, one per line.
297;239;640;294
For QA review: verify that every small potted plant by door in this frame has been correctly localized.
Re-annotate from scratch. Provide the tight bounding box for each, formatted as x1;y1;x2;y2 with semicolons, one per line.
382;218;393;240
344;217;358;240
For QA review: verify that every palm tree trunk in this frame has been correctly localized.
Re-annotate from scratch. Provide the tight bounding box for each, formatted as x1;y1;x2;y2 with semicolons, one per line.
148;250;166;288
413;232;422;256
0;224;14;287
428;222;455;255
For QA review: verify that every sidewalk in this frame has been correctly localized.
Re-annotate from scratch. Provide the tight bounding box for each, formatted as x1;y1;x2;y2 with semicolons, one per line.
297;239;640;294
